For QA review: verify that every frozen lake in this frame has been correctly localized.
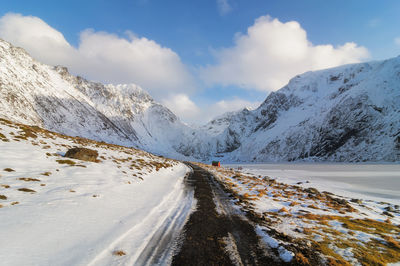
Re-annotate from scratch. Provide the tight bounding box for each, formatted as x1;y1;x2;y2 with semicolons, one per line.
226;163;400;204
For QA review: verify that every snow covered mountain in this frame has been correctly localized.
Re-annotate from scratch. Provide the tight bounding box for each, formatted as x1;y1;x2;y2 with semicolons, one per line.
202;57;400;162
1;38;399;162
0;38;194;158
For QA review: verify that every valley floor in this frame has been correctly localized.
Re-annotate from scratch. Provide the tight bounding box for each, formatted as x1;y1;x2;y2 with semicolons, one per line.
0;118;399;265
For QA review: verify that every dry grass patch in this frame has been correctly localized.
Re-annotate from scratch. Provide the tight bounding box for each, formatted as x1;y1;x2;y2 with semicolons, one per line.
384;236;400;249
41;172;52;176
11;201;19;205
295;252;310;265
0;195;7;200
56;159;76;166
0;132;9;142
1;184;10;188
18;188;36;193
18;177;41;182
337;217;399;235
279;207;290;213
289;201;300;207
112;250;126;256
3;168;15;172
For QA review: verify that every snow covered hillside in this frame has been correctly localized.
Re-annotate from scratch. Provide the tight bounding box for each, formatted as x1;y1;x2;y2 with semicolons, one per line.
0;118;193;265
203;57;400;162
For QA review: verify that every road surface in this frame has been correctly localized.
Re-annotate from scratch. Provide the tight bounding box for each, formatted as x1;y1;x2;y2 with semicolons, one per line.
171;163;281;266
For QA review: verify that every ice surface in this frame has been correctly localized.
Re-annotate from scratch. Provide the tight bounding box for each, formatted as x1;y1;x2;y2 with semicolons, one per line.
229;163;400;204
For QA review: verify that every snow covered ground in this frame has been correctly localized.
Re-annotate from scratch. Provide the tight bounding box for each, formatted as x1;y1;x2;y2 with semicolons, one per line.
198;162;400;265
0;118;193;266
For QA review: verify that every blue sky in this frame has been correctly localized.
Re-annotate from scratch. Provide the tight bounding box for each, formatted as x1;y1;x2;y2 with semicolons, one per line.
1;1;400;123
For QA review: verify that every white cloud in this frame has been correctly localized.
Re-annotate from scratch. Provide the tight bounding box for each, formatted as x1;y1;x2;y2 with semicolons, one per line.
0;13;194;98
201;15;370;91
395;37;400;46
217;0;232;15
163;93;260;124
201;98;260;124
211;98;260;114
0;13;76;66
162;94;201;122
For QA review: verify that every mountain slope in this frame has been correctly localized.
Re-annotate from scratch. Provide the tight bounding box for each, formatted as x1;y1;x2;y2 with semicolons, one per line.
205;57;400;162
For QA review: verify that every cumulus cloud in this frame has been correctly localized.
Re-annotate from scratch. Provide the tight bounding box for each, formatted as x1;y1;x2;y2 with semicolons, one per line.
217;0;232;15
210;98;260;114
0;13;76;65
200;98;260;124
162;94;201;122
163;93;260;124
201;15;370;91
0;13;194;98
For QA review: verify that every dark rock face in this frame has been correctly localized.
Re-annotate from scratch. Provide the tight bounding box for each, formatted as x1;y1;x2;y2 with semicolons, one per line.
65;147;99;162
254;92;302;132
309;96;373;158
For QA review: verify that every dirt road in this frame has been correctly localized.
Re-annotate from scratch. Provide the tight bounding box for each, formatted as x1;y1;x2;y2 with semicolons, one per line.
171;163;283;266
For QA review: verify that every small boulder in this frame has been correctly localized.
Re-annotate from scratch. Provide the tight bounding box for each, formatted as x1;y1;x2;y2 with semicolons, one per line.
304;187;319;195
384;206;395;212
350;198;363;204
65;147;98;162
383;211;394;217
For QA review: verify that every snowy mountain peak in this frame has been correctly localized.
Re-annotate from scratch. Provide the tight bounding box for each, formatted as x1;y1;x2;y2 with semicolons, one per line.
0;38;190;157
206;56;400;162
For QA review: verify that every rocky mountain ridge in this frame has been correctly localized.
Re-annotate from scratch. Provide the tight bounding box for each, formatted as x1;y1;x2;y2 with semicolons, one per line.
207;58;400;162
